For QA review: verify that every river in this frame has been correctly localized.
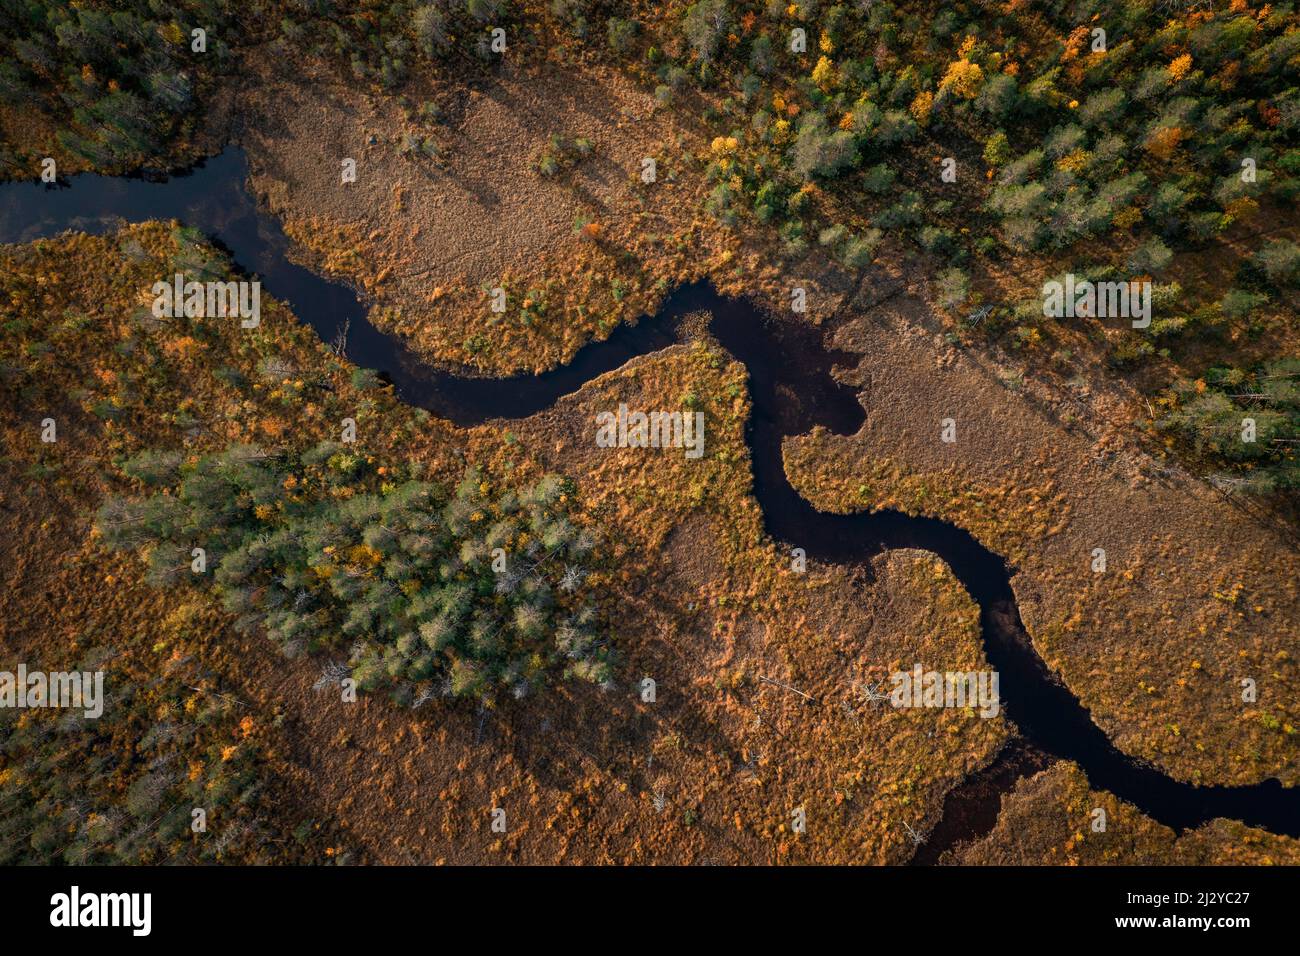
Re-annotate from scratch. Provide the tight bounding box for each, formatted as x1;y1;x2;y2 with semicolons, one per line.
2;148;1295;855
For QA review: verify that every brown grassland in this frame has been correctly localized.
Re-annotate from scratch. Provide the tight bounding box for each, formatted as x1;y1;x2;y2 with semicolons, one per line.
1;220;1295;863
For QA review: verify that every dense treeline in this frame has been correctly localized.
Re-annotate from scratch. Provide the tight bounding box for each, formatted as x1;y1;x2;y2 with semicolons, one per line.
1157;356;1300;493
97;445;615;705
644;1;1299;283
0;0;239;170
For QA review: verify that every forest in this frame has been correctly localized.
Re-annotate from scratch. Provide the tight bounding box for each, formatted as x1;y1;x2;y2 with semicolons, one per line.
97;450;614;705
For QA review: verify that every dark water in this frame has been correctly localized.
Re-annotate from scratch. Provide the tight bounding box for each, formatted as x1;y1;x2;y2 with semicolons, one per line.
3;149;1296;849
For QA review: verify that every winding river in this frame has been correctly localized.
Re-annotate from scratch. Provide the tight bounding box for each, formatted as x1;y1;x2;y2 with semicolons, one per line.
2;148;1296;854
